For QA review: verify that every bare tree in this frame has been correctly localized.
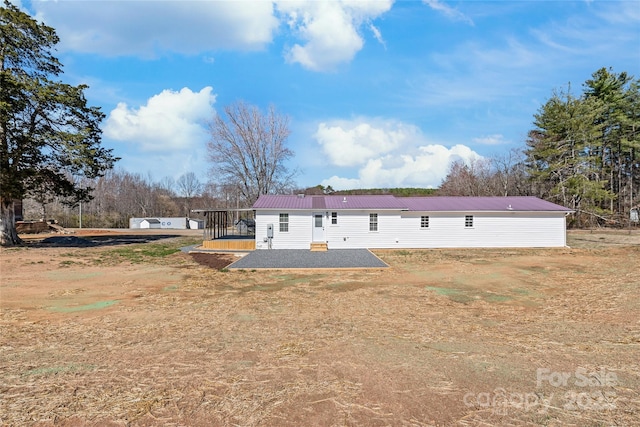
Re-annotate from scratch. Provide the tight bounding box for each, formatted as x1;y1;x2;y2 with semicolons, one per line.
439;158;496;196
439;153;534;197
207;101;297;204
491;148;531;196
176;172;203;216
158;176;176;196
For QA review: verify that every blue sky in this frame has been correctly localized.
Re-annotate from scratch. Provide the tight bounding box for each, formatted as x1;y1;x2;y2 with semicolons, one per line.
16;0;640;190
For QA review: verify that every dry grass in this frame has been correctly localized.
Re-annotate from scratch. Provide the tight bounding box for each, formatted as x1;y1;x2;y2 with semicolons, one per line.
1;230;639;426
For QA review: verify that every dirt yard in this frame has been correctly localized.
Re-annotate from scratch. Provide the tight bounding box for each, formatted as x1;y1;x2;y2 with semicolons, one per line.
1;229;639;426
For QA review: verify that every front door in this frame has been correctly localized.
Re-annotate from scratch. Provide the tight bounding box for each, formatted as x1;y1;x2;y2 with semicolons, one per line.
312;213;324;242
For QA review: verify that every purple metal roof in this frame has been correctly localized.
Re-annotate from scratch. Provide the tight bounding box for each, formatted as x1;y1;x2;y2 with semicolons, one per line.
253;195;571;212
253;195;313;209
253;194;406;210
402;196;572;212
323;195;407;209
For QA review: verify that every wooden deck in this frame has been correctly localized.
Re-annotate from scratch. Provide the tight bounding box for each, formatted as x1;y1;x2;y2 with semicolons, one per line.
202;238;255;251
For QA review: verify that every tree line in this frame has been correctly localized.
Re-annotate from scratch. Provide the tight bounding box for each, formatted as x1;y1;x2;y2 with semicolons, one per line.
439;68;639;228
21;170;247;228
1;1;638;245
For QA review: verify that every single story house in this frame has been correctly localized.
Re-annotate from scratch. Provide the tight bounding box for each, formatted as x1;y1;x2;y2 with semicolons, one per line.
140;218;162;229
130;217;189;229
252;195;573;250
189;218;205;229
235;218;256;234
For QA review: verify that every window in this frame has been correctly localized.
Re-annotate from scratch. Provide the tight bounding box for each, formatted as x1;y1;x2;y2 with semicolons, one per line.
279;213;289;232
369;213;378;231
331;212;338;225
420;215;430;228
465;215;473;228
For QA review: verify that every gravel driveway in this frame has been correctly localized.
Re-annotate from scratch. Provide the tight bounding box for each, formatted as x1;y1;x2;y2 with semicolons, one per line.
227;249;388;269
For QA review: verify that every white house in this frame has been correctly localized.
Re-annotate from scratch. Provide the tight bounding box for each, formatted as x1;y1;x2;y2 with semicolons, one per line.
130;217;189;229
140;218;162;229
253;195;573;250
189;218;205;229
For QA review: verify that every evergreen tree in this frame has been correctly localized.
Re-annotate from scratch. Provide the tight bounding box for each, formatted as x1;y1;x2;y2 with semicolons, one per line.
0;2;117;245
526;68;640;226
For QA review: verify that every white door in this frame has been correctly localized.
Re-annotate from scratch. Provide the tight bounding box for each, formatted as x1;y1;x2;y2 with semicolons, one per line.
312;213;324;242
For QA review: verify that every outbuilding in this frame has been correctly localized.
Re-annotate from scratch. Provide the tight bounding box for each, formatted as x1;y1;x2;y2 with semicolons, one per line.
140;218;162;229
253;195;573;250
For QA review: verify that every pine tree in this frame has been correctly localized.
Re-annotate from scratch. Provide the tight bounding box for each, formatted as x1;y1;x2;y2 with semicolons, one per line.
0;1;117;245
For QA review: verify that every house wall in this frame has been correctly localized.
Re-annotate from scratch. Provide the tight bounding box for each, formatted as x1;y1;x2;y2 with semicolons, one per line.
394;212;567;248
255;210;313;249
256;209;568;249
189;219;204;229
324;210;401;249
140;220;161;229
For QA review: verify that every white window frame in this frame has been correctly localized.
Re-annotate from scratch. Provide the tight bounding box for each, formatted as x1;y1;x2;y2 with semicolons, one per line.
369;213;378;232
465;215;474;228
331;212;338;225
279;213;289;232
420;215;430;229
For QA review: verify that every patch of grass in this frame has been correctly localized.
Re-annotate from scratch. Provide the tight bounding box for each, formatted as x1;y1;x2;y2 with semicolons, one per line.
484;294;513;302
96;243;181;264
49;300;119;313
60;252;78;257
272;274;323;286
425;286;512;304
425;286;461;296
326;282;370;292
448;293;475;304
239;283;290;292
58;260;80;267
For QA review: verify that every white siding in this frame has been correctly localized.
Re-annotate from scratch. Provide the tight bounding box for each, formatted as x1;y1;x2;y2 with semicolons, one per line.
255;210;314;249
255;209;568;249
324;210;404;249
395;212;567;248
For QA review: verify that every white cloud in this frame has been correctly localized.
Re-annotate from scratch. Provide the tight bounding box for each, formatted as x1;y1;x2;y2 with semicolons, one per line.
314;119;411;166
277;0;393;71
104;87;216;152
32;1;279;56
369;23;386;49
314;118;481;189
423;0;474;25
472;134;508;145
30;0;393;69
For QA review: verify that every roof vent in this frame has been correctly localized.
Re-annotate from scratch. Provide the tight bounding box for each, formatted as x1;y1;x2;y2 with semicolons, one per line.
343;197;347;203
507;204;513;210
297;193;305;198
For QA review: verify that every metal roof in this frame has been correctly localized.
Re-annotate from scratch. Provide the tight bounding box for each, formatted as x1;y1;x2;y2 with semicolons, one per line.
253;194;407;210
253;195;572;212
401;196;572;212
142;218;161;223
